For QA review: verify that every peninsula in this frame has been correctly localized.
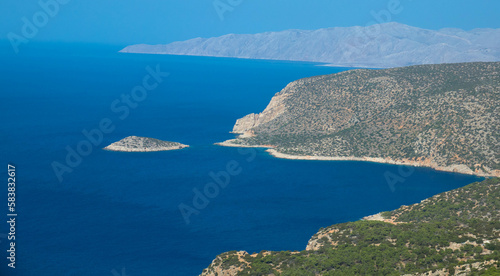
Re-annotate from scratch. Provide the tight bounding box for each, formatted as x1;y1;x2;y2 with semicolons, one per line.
219;62;500;177
103;136;188;152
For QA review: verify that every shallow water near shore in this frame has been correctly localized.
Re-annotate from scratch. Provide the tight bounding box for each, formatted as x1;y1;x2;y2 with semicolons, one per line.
0;43;483;276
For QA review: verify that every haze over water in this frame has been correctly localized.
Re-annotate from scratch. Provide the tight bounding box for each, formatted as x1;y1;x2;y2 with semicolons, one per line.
0;44;483;275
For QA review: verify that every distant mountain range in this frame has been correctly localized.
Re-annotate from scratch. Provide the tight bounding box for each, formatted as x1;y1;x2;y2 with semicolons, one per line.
120;22;500;68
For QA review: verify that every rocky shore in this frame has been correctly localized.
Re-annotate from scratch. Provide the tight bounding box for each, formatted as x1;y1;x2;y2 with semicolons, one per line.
104;136;188;152
265;149;500;177
216;139;499;177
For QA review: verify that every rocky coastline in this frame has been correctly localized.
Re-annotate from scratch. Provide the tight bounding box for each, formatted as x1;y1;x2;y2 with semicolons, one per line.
216;139;499;177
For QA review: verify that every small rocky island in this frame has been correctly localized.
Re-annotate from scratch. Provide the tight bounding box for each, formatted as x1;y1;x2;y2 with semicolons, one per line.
104;136;188;152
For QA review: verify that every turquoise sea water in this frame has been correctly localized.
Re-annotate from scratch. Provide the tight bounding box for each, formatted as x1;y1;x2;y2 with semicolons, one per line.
0;44;483;275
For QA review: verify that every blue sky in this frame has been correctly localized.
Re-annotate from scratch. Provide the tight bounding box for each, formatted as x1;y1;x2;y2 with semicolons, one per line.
0;0;499;46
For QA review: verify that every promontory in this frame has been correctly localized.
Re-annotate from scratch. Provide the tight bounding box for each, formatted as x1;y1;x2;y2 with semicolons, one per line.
104;136;188;152
219;62;500;177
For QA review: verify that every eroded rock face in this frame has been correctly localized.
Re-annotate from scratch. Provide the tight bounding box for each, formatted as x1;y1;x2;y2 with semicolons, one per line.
232;84;291;134
232;113;260;134
103;136;188;152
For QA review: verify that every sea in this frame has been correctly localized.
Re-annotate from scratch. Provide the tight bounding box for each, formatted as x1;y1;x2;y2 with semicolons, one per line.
0;43;483;276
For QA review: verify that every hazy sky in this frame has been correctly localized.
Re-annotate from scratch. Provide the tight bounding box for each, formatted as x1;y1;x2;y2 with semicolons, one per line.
1;0;499;46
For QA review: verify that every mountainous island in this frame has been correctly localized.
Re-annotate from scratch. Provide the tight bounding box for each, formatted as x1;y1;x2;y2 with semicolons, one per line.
219;62;500;177
201;177;500;275
103;136;188;152
120;23;500;68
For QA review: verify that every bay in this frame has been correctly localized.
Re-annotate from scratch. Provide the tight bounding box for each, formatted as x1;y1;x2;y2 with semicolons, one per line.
0;43;482;275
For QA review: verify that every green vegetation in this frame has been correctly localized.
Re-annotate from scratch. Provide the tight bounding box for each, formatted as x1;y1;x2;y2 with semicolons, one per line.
201;178;500;275
385;177;500;224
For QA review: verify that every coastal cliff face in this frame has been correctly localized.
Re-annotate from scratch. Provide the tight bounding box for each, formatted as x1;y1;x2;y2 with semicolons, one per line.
103;136;188;152
232;83;292;134
200;178;500;275
224;62;500;177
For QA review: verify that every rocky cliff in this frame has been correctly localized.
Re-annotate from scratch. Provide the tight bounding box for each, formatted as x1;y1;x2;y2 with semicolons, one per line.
222;62;500;177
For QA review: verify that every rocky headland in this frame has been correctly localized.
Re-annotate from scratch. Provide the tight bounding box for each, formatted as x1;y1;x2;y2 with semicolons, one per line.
219;62;500;177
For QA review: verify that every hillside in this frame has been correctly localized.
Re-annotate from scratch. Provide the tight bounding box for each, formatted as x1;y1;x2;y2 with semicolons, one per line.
201;178;500;275
221;62;500;177
120;23;500;68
